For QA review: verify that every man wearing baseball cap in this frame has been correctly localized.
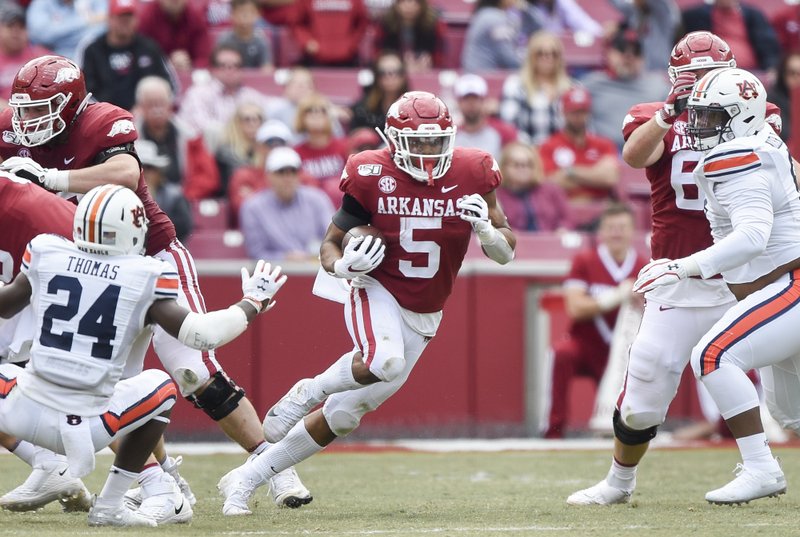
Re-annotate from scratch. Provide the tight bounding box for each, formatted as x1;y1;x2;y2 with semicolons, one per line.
0;3;51;102
82;0;174;111
539;86;620;203
453;73;519;160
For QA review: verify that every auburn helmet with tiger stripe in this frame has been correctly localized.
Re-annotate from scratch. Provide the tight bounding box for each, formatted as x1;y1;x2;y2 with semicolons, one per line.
73;184;148;256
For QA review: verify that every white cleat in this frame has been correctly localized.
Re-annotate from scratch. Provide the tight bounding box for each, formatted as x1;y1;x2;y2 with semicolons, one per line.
566;480;632;506
138;482;193;525
270;467;313;508
88;499;157;527
705;463;787;505
0;468;92;512
262;379;321;443
218;468;257;516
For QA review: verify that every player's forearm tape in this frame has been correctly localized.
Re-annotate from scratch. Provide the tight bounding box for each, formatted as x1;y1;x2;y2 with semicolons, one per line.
477;226;514;264
177;306;249;351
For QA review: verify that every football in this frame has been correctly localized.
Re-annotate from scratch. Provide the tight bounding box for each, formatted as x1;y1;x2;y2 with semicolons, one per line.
342;225;385;251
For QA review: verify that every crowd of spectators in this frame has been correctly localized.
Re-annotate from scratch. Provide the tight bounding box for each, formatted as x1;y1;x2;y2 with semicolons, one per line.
0;0;795;263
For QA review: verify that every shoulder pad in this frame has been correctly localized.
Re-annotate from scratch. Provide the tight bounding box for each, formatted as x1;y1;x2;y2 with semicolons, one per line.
702;143;762;182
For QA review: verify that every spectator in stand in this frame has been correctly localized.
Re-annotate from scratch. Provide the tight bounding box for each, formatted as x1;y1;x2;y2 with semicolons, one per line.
133;76;221;200
178;43;269;152
769;53;800;143
216;0;273;72
539;87;620;202
347;127;382;155
216;101;265;195
500;31;573;145
138;0;212;71
771;3;800;55
240;146;334;261
497;141;572;232
544;203;646;438
521;0;603;39
453;73;518;160
0;3;51;104
581;29;668;149
349;51;410;132
136;139;193;242
291;0;369;67
374;0;447;73
610;0;680;72
681;0;779;73
256;0;297;27
461;0;522;72
26;0;107;60
228;118;293;226
81;0;174;111
294;93;350;206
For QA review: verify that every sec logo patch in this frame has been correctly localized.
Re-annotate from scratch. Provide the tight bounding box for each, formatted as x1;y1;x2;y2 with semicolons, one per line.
378;176;396;194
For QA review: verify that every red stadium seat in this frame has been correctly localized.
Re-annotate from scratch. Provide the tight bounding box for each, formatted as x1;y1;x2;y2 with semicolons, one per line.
560;32;605;70
191;199;229;231
617;165;650;201
566;200;608;230
185;229;248;259
432;0;473;25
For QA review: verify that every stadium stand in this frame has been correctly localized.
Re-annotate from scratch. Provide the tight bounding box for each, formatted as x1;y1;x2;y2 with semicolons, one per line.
184;229;248;258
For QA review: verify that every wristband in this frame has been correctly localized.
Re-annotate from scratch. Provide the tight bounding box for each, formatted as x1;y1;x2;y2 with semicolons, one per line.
242;296;263;313
654;110;671;130
596;287;625;312
44;169;70;191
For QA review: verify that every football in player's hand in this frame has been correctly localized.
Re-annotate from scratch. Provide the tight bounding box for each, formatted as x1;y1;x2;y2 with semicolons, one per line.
342;225;385;251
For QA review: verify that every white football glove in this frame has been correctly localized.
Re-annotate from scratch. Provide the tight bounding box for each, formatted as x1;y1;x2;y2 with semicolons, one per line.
633;257;700;294
332;235;386;279
457;193;491;234
0;156;69;191
241;260;287;312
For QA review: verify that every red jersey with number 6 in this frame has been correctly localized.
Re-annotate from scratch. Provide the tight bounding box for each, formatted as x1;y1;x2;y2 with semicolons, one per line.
0;103;175;256
340;147;501;313
0;173;74;282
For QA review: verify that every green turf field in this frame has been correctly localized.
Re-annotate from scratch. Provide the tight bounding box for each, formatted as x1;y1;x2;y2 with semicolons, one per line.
1;446;799;536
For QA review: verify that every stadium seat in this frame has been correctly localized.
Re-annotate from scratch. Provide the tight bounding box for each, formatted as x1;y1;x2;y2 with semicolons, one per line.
560;33;605;71
184;229;248;259
617;165;650;201
442;24;467;69
432;0;473;25
274;26;303;67
191;199;229;230
477;230;590;260
566;200;609;230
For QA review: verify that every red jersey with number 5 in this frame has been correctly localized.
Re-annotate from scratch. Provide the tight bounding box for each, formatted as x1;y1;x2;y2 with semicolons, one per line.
340;147;501;313
0;173;74;282
0;103;175;255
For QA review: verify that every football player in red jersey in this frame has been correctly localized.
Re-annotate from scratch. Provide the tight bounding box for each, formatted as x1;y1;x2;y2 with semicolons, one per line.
567;32;782;505
0;56;311;512
216;91;516;516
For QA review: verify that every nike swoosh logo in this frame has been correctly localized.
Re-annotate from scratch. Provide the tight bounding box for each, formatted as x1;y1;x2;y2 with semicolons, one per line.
58;468;68;476
441;185;458;193
64;156;75;165
174;499;184;515
346;264;369;273
659;305;675;311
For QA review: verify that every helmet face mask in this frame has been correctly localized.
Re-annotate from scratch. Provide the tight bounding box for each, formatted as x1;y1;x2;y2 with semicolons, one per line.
74;185;148;257
384;91;455;184
686;68;766;152
668;31;736;83
9;55;89;147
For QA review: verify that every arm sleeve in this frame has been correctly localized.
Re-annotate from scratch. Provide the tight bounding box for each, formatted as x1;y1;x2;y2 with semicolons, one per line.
692;173;773;278
177;307;249;351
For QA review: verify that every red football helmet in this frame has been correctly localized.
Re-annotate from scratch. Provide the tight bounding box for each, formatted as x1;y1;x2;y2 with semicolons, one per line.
668;32;736;83
9;55;91;147
384;91;456;185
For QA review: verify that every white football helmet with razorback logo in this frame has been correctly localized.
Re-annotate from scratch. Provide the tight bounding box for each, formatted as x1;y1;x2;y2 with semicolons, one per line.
382;91;456;185
74;185;148;256
8;55;91;147
686;68;767;152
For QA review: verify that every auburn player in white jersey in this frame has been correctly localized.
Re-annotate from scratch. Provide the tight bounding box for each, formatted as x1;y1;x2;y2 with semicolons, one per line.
215;91;516;515
0;185;287;526
635;68;800;504
566;32;783;506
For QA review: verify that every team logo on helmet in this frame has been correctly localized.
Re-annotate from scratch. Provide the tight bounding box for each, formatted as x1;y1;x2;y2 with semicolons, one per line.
378;176;397;194
131;206;146;228
54;66;80;84
737;80;759;100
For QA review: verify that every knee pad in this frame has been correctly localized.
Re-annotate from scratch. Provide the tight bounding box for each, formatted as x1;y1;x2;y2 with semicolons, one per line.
613;409;658;446
188;372;245;421
374;356;406;382
326;409;362;437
